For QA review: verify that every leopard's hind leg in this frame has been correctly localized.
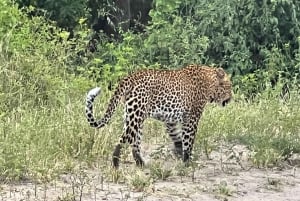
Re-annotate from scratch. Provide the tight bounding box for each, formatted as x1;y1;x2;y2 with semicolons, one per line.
112;100;146;168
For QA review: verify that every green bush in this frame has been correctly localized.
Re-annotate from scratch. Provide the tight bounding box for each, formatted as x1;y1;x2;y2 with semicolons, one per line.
0;1;94;181
0;2;92;112
79;0;300;96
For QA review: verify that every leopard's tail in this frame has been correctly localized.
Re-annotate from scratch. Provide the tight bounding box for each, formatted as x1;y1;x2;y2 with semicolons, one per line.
85;83;126;128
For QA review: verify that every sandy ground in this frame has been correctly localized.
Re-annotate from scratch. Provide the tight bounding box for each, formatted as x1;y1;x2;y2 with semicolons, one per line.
1;144;300;201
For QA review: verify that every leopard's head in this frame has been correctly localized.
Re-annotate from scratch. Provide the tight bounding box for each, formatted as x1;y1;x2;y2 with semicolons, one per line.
210;67;233;106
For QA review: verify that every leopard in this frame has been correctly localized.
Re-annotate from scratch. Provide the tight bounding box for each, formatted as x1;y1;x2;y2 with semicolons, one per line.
85;64;232;168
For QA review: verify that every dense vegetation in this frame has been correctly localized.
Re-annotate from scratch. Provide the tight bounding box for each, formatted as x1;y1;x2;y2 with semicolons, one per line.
15;0;300;95
0;0;299;183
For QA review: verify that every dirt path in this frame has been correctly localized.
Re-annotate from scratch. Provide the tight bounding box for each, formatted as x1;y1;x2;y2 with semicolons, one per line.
1;144;300;201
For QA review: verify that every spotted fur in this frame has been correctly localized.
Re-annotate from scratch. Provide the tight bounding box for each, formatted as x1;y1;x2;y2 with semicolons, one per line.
85;64;232;168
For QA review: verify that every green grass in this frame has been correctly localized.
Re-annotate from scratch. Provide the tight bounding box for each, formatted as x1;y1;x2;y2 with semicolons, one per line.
197;91;300;167
1;87;299;182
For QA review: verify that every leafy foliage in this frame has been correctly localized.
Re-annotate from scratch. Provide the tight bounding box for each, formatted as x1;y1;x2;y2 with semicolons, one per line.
0;0;94;181
82;0;300;95
13;0;300;95
0;1;94;119
145;0;300;94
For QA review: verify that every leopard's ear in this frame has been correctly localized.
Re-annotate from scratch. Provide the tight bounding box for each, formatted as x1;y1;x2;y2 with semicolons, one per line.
216;67;225;79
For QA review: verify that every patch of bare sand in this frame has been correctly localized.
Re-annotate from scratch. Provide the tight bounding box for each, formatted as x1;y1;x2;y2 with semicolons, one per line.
1;144;300;201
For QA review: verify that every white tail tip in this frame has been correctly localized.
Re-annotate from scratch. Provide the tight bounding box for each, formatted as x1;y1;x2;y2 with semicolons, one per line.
88;87;101;97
